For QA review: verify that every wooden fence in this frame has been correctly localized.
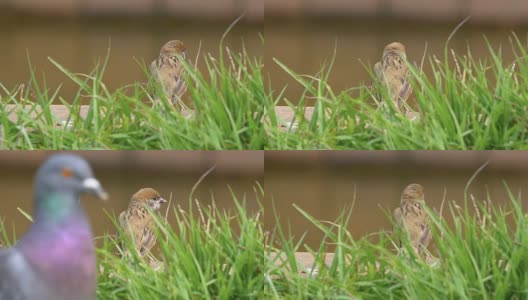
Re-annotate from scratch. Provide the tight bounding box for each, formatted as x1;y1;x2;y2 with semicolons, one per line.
1;0;263;21
266;0;528;24
4;0;528;23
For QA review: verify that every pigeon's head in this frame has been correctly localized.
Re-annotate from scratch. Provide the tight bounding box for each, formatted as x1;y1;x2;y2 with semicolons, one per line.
401;183;424;203
160;40;186;59
36;154;108;201
130;188;166;211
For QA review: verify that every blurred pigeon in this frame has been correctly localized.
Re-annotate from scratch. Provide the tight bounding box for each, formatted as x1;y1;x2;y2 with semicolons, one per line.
118;188;166;258
0;154;108;300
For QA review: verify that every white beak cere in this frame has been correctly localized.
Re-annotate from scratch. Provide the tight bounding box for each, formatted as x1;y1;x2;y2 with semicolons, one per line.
82;178;109;201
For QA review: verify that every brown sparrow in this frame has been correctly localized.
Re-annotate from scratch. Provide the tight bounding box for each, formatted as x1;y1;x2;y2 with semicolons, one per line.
118;188;167;258
149;40;188;110
393;183;431;256
373;42;412;113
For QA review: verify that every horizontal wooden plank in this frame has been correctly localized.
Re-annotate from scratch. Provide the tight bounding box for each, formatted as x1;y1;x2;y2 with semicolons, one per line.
3;104;422;133
3;104;194;126
268;251;438;277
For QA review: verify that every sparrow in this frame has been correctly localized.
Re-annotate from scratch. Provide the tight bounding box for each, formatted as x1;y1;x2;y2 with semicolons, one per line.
373;42;412;113
149;40;188;110
118;188;167;258
393;183;431;256
0;154;108;300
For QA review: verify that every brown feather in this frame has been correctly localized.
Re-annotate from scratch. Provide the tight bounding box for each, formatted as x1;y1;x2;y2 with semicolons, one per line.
373;42;412;113
393;183;431;256
150;40;188;109
118;188;166;257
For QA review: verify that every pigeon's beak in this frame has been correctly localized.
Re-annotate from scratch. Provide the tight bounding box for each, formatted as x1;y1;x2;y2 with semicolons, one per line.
82;178;108;201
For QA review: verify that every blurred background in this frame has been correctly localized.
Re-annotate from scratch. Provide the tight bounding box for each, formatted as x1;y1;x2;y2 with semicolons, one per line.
0;0;263;102
0;151;262;242
265;0;528;102
265;151;528;249
3;1;528;104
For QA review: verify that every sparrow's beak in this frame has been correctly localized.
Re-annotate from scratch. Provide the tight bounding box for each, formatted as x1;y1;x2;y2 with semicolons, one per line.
160;197;167;203
82;178;109;201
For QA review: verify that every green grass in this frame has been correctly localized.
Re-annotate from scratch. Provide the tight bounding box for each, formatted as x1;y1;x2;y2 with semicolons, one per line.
3;34;528;149
0;42;269;150
2;181;528;298
97;191;265;299
0;185;265;299
265;183;528;299
266;35;528;149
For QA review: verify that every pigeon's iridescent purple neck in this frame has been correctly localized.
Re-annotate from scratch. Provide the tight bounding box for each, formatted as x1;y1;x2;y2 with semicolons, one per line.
22;219;93;260
18;208;96;295
19;189;94;272
21;190;93;256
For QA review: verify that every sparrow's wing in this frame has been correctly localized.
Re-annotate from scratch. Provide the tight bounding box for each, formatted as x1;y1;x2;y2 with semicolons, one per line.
398;72;412;101
148;60;167;100
170;74;187;102
374;61;383;78
118;211;142;243
169;61;187;103
418;224;431;254
139;226;156;256
117;211;127;233
372;61;386;107
392;207;403;247
148;60;159;80
392;206;402;227
373;61;384;85
420;224;431;246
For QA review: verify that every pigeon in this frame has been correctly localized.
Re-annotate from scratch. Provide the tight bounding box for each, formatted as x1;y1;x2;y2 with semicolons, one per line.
118;188;166;258
149;40;188;110
393;183;431;256
0;154;108;300
373;42;412;113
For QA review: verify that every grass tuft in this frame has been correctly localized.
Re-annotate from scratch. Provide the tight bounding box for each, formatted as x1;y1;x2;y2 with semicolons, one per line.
2;182;528;297
267;34;528;150
1;44;268;150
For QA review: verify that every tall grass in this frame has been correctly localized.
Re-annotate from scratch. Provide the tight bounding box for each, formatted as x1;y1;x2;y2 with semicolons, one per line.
0;43;269;150
2;181;528;298
266;35;528;150
0;186;264;299
265;183;528;299
98;191;264;299
3;35;528;149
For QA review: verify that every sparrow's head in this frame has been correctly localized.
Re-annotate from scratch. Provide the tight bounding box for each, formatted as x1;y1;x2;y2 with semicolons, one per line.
160;40;186;59
384;42;406;58
401;183;424;202
130;188;166;211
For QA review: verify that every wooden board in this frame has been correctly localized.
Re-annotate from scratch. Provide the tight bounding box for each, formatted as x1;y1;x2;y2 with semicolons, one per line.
3;104;419;128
